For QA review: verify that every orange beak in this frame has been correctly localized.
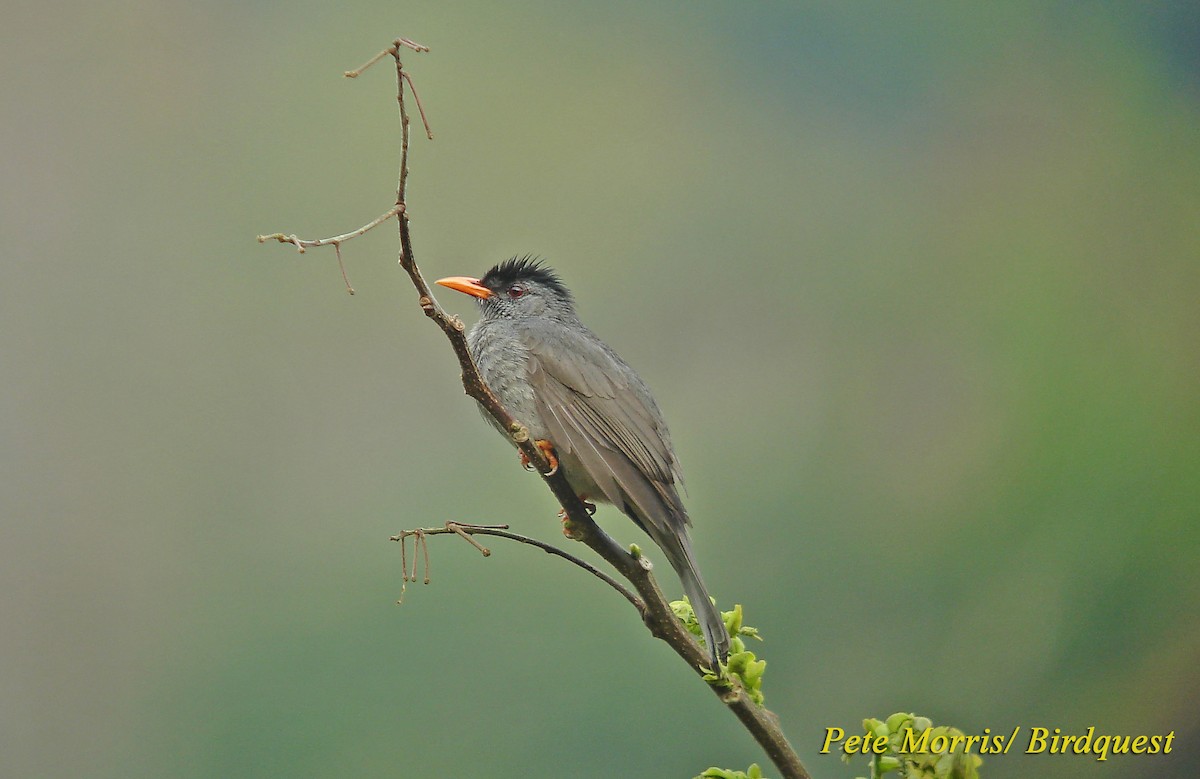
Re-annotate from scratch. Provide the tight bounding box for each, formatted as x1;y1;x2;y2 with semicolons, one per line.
435;276;492;300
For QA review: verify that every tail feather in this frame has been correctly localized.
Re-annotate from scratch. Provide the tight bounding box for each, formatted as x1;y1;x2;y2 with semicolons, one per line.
657;530;729;668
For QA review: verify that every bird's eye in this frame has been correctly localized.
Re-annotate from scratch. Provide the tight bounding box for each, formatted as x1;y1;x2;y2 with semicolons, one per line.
507;285;526;299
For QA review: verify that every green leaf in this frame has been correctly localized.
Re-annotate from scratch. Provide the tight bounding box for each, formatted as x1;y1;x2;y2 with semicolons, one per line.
695;766;769;779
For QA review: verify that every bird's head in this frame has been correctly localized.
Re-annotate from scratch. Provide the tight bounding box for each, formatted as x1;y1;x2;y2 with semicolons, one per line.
436;256;575;320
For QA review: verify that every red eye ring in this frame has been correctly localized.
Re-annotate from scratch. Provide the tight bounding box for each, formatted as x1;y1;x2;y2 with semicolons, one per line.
507;285;526;299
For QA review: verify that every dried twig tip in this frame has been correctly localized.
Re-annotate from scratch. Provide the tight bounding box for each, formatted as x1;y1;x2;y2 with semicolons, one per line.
395;37;431;53
345;43;399;78
446;522;492;556
400;71;434;140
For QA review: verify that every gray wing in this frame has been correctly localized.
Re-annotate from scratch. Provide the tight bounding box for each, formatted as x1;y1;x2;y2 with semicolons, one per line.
526;326;731;666
524;327;689;534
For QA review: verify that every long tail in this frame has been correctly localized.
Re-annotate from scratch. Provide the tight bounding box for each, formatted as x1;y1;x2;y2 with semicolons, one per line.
657;529;730;668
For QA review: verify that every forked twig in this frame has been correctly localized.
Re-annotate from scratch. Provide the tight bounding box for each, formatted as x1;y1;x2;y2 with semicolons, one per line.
259;37;428;293
257;204;405;254
344;38;429;79
390;522;644;612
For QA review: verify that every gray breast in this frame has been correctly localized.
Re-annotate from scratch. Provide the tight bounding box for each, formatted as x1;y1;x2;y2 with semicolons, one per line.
468;319;548;442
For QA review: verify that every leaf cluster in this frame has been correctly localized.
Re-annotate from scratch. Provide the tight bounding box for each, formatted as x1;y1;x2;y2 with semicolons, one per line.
696;763;765;779
849;713;983;779
671;600;767;704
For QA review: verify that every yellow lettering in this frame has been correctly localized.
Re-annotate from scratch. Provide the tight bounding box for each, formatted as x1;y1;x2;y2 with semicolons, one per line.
1131;735;1148;754
819;727;844;754
1164;731;1175;753
845;735;863;754
902;728;931;753
1073;726;1095;754
1093;735;1111;762
1146;735;1162;754
1027;727;1048;754
870;735;890;755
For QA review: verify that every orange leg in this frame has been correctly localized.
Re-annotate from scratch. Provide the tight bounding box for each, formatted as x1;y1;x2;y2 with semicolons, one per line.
519;439;560;476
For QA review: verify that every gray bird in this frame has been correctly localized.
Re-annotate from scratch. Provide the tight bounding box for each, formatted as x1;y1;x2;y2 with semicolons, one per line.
436;257;730;667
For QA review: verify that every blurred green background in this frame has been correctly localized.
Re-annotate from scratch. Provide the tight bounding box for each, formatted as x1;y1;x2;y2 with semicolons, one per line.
3;2;1197;777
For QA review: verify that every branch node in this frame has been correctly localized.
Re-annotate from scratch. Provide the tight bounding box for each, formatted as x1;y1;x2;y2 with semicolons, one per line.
446;521;493;556
509;423;530;443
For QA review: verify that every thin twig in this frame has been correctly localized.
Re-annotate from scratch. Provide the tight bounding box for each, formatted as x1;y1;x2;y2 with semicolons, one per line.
399;531;408;579
395;51;412;210
259;38;424;278
390;522;644;613
345;45;395;78
401;71;433;140
395;37;430;54
420;532;431;584
334;243;354;294
343;38;427;79
257;204;404;253
446;523;492;555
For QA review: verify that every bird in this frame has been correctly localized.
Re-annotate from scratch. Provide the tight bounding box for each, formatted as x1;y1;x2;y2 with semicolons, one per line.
436;256;730;667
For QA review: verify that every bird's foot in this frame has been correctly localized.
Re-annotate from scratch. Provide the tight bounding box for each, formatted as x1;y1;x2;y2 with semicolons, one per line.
520;439;559;476
555;500;596;520
558;496;596;538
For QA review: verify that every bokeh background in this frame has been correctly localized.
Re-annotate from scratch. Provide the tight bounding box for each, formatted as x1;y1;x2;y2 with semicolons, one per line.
3;2;1197;778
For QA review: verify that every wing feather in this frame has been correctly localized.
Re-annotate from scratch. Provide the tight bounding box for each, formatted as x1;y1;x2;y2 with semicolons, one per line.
526;337;689;533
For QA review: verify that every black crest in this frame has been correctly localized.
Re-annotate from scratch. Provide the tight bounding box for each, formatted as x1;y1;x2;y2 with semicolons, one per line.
481;256;571;302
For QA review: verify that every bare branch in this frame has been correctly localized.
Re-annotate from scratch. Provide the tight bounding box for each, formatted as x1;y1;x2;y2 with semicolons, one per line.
401;71;434;140
446;522;496;555
344;37;428;79
395;37;431;55
345;45;394;78
258;39;425;283
390;522;644;612
334;242;354;295
257;204;405;253
395;52;413;211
